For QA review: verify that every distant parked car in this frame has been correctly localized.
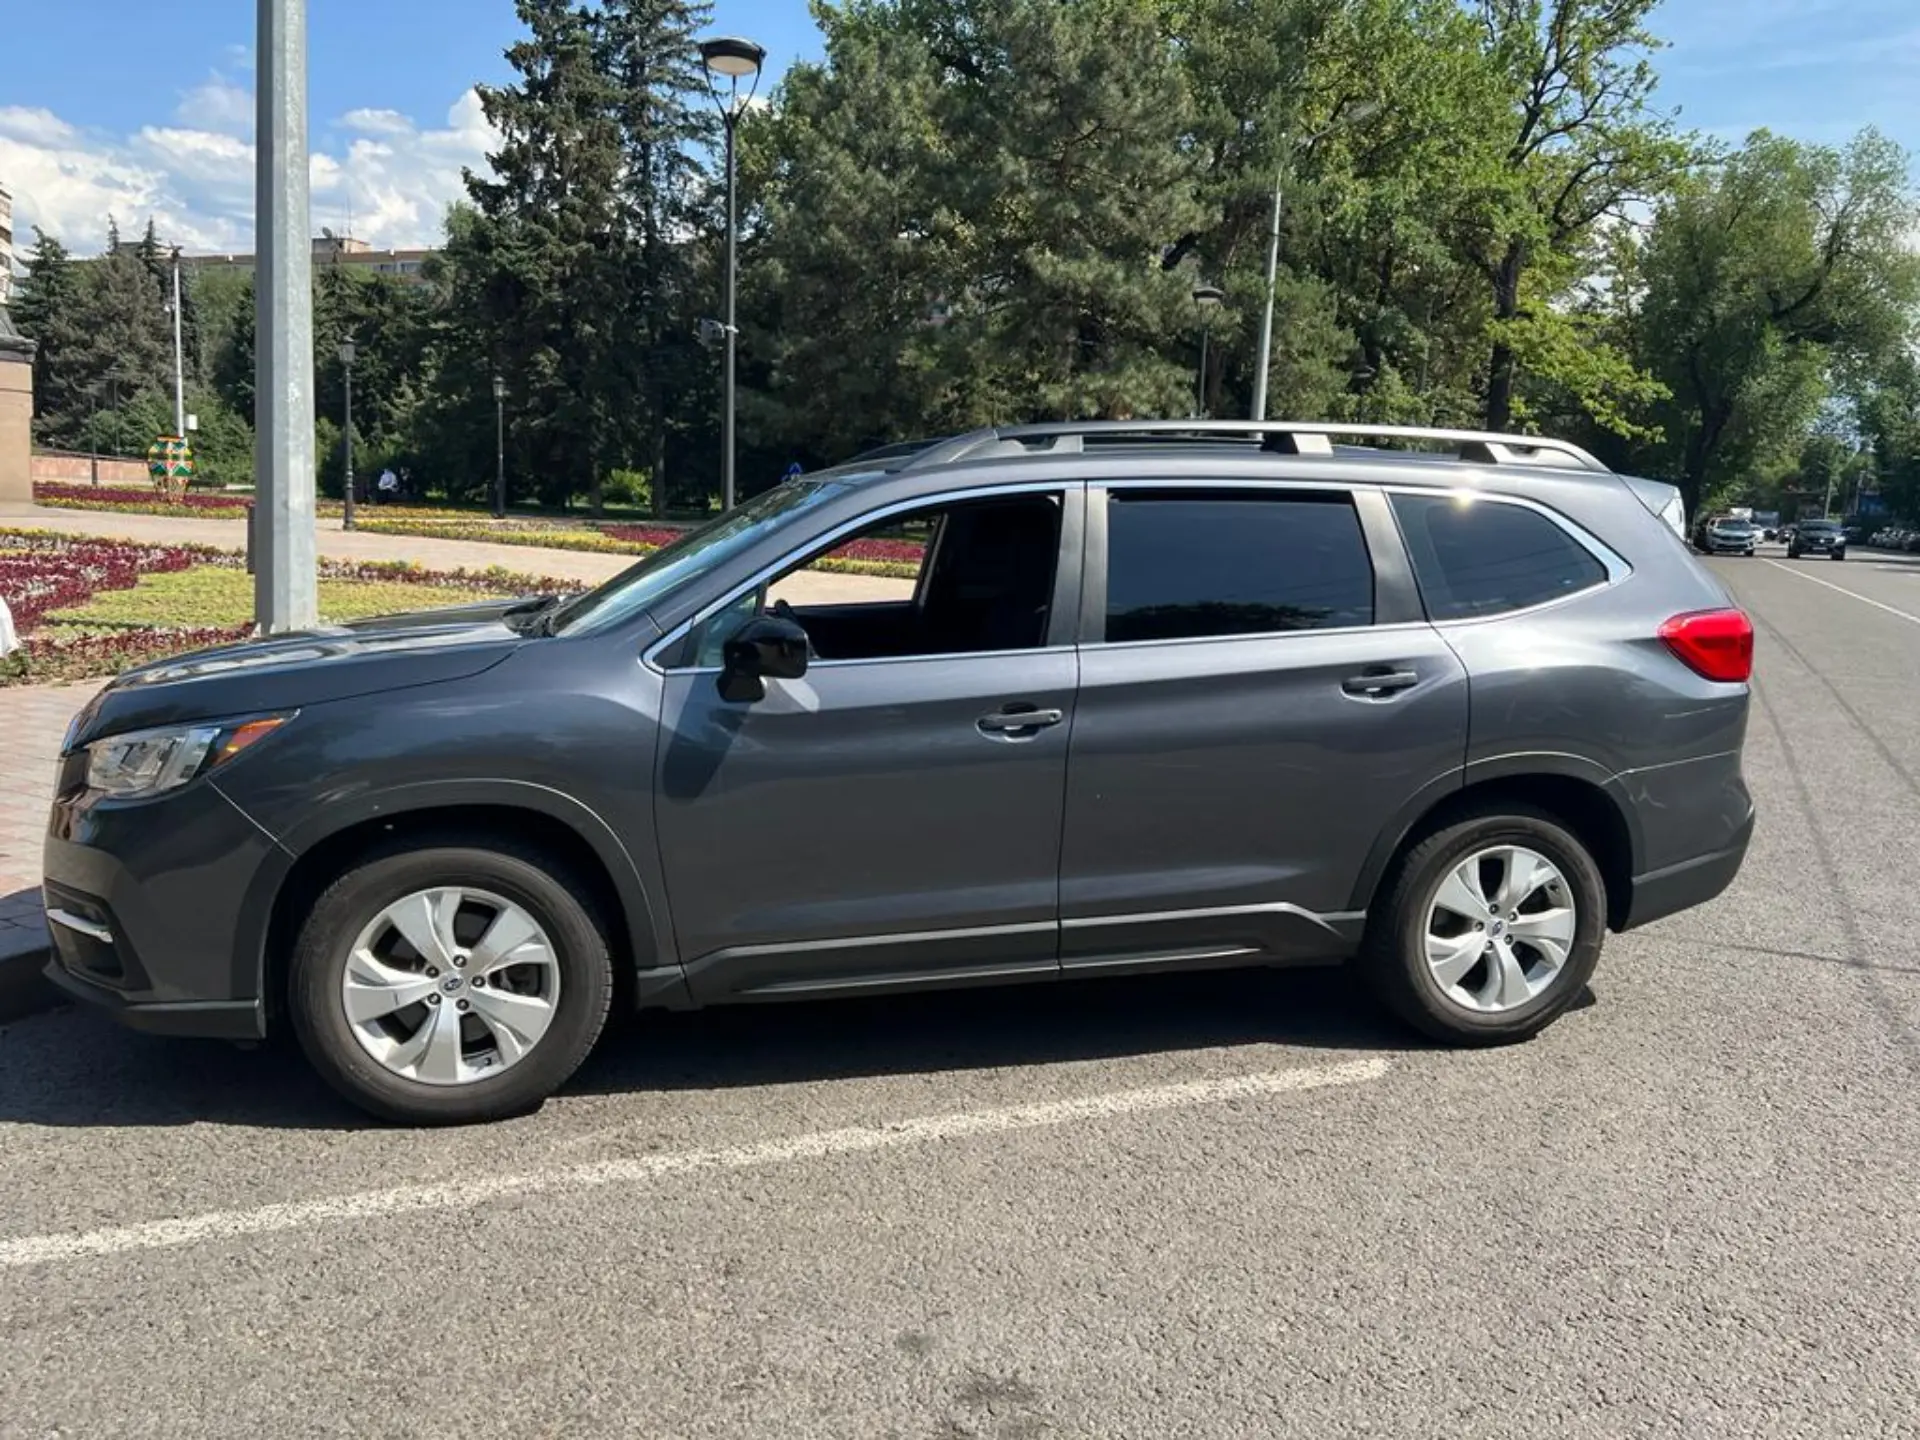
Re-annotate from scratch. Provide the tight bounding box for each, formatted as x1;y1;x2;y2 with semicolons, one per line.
1787;519;1846;561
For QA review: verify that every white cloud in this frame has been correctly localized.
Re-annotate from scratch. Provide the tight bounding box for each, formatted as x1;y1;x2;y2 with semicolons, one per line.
0;81;497;259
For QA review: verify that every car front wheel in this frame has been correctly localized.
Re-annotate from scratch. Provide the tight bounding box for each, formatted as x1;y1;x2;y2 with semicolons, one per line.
1359;808;1606;1045
289;840;614;1125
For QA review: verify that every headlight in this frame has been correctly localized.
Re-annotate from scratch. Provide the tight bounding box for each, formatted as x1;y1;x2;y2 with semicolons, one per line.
85;715;291;798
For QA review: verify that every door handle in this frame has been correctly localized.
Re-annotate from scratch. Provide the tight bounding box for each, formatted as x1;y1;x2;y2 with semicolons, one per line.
1342;667;1421;699
977;705;1065;737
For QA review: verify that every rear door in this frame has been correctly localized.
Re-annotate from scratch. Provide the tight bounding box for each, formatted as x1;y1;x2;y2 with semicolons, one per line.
1057;482;1469;971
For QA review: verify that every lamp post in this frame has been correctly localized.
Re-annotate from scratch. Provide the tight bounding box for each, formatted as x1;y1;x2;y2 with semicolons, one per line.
1191;282;1224;418
338;337;356;530
492;373;507;519
1250;99;1381;422
169;247;187;441
700;33;766;513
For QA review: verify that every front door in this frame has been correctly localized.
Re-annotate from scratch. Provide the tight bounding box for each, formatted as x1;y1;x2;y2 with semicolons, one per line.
1059;483;1469;970
655;486;1083;1001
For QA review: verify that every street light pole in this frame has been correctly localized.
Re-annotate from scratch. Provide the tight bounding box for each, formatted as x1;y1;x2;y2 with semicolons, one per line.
338;337;356;530
169;248;187;440
700;35;766;514
493;374;507;519
1249;100;1380;422
1191;282;1224;419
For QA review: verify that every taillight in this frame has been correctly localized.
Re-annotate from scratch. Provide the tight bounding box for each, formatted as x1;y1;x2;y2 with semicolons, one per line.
1659;609;1753;682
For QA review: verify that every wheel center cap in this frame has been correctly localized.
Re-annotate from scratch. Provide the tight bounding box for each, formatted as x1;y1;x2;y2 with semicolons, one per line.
441;975;465;994
1489;919;1507;937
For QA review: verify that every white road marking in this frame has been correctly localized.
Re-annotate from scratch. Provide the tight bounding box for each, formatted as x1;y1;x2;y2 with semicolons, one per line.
1757;558;1920;627
0;1058;1388;1270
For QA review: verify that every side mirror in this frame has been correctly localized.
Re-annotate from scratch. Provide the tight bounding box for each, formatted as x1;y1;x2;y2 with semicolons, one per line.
717;614;810;703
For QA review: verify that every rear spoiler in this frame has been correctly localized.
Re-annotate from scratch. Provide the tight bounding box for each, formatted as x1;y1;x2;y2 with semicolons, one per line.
1622;474;1686;542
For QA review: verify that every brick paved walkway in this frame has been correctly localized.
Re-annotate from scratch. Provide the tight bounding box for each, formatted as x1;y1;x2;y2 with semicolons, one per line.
0;504;634;585
0;681;105;972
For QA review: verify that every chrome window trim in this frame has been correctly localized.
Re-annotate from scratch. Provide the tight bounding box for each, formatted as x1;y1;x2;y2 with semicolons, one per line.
643;479;1078;673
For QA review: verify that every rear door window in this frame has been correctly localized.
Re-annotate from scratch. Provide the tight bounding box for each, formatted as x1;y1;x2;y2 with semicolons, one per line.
1390;493;1609;621
1100;490;1374;642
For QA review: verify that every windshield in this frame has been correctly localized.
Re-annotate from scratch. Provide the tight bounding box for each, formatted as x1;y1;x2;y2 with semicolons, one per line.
1715;519;1753;531
549;480;850;636
1800;520;1840;531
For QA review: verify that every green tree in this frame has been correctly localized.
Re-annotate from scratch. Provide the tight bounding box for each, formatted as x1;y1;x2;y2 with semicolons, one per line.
599;0;716;515
1458;0;1688;432
460;0;629;510
1634;130;1920;510
11;229;92;447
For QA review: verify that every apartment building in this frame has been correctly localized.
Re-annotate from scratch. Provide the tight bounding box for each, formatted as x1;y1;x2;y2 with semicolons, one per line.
0;182;14;305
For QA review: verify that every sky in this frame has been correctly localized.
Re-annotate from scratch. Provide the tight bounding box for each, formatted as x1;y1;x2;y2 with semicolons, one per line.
0;0;1916;260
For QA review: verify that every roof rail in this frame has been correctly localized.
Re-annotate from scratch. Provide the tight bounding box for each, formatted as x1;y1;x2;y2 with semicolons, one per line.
922;420;1611;474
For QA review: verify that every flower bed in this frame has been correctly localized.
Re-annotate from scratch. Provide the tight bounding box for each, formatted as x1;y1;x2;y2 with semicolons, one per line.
0;530;203;628
356;518;926;578
32;482;254;518
0;529;588;685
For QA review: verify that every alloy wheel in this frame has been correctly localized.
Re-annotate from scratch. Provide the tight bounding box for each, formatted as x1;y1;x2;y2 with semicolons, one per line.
1422;845;1576;1014
340;886;562;1086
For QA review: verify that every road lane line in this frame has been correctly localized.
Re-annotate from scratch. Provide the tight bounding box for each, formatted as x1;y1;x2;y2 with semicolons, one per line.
1757;559;1920;626
0;1057;1388;1270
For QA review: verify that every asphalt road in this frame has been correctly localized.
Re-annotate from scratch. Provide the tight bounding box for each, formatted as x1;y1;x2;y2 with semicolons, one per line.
3;545;1918;1439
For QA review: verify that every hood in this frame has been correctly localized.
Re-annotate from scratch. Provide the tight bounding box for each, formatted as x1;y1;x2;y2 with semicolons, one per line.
68;599;532;750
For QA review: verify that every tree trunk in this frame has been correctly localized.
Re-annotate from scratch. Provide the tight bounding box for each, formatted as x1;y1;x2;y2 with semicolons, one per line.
650;406;668;521
1483;240;1525;432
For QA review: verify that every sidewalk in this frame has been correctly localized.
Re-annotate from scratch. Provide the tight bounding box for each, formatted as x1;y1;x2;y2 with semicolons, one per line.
0;680;103;1021
0;503;635;586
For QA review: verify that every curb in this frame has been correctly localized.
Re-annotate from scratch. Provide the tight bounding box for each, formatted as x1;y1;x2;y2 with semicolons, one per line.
0;944;60;1026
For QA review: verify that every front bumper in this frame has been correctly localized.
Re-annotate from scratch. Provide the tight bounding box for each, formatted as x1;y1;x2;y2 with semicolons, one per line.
1703;537;1754;554
41;772;284;1040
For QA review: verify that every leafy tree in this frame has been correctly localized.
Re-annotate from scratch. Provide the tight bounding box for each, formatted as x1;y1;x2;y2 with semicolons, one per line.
1457;0;1689;432
1634;130;1920;510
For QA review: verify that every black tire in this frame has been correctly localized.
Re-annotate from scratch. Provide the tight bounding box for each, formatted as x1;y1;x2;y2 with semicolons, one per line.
1832;551;1845;562
1358;807;1606;1046
1788;549;1800;559
289;840;614;1125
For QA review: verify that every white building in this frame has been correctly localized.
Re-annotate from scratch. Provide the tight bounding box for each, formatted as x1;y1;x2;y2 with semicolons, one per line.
0;183;14;304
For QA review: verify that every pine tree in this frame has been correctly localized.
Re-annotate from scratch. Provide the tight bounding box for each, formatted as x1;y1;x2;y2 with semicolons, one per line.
11;230;92;447
598;0;715;515
464;0;629;509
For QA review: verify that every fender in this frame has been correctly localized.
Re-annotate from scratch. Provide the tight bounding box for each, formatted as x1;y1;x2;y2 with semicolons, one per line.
1344;751;1646;915
227;777;680;1007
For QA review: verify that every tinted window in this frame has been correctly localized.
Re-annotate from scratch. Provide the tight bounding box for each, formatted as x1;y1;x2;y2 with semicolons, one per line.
1391;493;1608;621
1103;491;1374;643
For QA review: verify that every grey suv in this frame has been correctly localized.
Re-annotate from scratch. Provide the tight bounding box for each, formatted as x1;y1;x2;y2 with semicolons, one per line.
42;422;1755;1124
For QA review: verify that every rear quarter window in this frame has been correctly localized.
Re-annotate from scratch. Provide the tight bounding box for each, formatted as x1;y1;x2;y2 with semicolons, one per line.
1390;493;1609;622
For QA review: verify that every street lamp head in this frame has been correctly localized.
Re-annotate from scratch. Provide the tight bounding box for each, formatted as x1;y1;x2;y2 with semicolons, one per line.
337;337;356;367
492;374;507;402
1191;282;1225;309
700;36;766;79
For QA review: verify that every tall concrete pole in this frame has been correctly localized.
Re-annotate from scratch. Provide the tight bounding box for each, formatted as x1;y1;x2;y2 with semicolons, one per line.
169;252;187;439
253;0;317;631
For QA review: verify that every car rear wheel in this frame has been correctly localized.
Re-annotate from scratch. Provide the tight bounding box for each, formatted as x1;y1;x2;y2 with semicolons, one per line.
289;841;614;1125
1359;808;1605;1045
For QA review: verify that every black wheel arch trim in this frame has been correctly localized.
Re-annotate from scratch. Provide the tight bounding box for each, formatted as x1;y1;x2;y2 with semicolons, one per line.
229;778;677;1011
1346;752;1648;916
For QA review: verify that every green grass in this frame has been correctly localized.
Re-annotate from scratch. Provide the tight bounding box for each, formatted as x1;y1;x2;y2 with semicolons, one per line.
46;566;510;630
